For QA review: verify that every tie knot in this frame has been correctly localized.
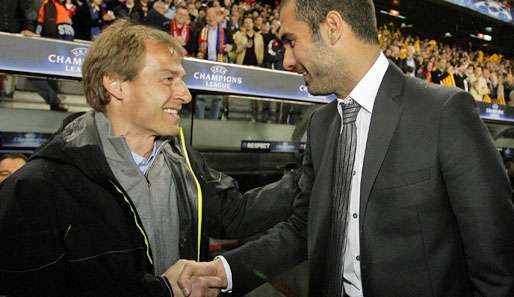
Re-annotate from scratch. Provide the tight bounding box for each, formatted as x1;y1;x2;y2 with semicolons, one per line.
340;99;360;124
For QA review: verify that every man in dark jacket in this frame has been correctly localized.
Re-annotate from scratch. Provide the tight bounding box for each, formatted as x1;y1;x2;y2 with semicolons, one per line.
0;19;295;297
0;0;35;98
0;0;35;35
143;0;169;31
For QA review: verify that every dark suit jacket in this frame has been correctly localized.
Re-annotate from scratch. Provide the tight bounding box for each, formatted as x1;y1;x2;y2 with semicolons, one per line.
224;62;514;297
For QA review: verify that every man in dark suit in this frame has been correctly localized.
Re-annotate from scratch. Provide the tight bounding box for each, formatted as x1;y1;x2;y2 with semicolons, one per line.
174;0;514;296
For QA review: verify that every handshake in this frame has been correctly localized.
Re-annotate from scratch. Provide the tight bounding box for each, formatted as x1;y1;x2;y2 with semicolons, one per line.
163;258;228;297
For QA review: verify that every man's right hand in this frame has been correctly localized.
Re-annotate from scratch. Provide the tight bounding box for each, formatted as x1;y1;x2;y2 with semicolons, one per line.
177;258;228;297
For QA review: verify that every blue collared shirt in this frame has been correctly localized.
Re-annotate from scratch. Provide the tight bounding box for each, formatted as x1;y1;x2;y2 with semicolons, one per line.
131;139;165;175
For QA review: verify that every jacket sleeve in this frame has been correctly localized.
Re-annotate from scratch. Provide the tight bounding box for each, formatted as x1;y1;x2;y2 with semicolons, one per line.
0;169;68;296
439;91;514;296
0;166;172;297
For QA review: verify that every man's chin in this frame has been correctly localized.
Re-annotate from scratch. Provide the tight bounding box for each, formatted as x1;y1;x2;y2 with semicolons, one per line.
306;85;332;96
159;126;180;138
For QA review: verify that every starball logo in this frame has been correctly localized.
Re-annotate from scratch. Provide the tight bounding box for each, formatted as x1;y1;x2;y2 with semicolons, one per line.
47;47;88;73
485;103;505;118
193;64;243;90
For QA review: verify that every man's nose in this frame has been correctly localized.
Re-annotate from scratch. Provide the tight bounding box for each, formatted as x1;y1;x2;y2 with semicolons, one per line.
176;80;192;104
282;47;297;72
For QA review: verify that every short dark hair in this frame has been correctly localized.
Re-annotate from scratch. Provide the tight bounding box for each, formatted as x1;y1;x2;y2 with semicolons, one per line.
282;0;378;44
0;153;28;163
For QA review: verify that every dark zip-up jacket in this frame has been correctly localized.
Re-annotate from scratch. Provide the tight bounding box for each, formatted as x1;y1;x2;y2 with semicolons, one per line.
0;112;298;296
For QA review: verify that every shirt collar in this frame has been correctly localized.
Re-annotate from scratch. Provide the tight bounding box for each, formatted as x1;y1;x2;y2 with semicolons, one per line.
131;138;166;174
338;52;389;113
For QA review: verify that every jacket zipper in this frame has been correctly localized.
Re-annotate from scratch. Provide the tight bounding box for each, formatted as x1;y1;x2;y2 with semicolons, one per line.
179;128;203;261
110;181;154;266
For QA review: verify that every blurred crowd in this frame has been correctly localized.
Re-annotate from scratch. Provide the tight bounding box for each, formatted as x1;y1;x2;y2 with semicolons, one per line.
380;23;514;105
1;0;514;107
11;0;287;69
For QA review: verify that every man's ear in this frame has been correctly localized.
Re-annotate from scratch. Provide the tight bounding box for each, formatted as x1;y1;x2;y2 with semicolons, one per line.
323;10;344;45
103;75;124;101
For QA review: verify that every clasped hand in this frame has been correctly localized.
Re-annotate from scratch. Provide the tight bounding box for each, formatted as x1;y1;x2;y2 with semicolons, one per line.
162;258;228;297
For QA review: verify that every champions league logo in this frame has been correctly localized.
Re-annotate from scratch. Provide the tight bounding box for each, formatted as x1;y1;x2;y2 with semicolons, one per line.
47;47;88;74
485;104;505;118
71;47;88;57
193;64;243;90
210;65;228;75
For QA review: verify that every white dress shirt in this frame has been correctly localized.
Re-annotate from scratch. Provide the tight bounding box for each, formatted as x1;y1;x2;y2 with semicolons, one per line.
339;53;389;297
219;53;389;295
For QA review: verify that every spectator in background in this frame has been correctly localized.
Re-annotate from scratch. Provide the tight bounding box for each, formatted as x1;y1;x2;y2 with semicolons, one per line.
0;153;27;183
0;0;35;36
186;2;199;24
143;1;169;31
227;5;241;32
169;5;196;56
113;0;142;22
231;16;264;66
0;0;36;99
504;71;514;105
405;46;417;74
196;7;233;62
30;0;70;111
73;0;115;41
431;58;448;84
137;0;153;18
64;0;77;18
265;37;284;70
470;66;490;101
162;0;175;19
261;21;273;47
254;15;263;32
36;0;74;40
453;63;468;91
195;6;234;120
217;6;229;29
488;71;506;104
232;15;265;122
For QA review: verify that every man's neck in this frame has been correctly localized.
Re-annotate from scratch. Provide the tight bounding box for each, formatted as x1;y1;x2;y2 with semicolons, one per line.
125;135;155;158
335;46;381;98
107;113;156;157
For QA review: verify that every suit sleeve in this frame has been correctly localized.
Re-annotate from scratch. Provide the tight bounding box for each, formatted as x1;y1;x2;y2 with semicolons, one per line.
225;168;300;240
220;118;315;296
191;148;296;240
439;91;514;296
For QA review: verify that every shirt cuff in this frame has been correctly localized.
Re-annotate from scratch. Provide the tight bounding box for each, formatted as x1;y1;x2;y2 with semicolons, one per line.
215;256;233;293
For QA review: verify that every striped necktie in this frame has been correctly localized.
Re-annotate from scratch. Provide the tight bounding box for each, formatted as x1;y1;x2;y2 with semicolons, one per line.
326;98;360;297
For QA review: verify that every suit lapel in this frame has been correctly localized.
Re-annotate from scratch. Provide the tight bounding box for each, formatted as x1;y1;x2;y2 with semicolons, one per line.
310;100;340;215
360;63;406;226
